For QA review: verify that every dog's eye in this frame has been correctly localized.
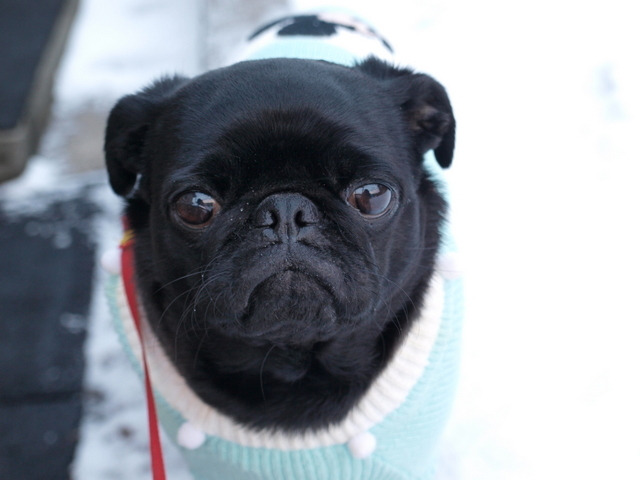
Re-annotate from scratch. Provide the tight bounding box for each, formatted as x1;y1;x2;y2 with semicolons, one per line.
347;184;394;218
173;192;219;227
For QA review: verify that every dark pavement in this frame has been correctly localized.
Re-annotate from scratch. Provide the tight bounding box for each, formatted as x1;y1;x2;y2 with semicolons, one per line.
0;195;98;479
0;1;89;478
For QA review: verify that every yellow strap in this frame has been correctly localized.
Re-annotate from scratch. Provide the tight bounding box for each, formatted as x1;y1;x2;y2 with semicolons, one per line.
120;229;135;248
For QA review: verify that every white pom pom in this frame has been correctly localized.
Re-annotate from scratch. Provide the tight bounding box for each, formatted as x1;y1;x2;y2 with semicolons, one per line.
100;248;121;274
436;252;463;280
348;431;376;459
177;422;206;450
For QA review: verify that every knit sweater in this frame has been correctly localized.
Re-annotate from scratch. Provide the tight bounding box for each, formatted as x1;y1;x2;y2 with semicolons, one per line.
105;14;463;480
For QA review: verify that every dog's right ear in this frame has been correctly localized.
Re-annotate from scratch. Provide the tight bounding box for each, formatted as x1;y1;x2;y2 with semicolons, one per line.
104;76;187;197
356;58;456;169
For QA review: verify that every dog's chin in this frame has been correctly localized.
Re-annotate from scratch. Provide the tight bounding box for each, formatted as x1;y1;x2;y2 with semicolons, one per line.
238;270;340;345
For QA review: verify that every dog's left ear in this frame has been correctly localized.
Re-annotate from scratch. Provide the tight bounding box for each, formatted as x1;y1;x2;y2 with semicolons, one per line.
104;75;188;197
356;58;456;168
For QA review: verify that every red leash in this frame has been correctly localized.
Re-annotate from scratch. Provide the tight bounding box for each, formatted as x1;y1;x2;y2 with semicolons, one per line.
120;221;167;480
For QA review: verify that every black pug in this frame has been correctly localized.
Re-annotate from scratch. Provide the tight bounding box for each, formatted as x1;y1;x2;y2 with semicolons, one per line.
105;58;455;430
105;56;455;435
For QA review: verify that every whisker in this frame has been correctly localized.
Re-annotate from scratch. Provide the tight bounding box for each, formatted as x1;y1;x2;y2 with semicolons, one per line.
153;268;208;294
259;344;276;402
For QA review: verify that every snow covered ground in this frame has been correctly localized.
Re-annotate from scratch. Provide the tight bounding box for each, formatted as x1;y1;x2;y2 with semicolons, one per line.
3;0;638;478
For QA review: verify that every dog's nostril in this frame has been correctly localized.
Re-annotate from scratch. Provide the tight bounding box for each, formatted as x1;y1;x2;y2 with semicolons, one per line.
255;208;278;228
294;208;315;227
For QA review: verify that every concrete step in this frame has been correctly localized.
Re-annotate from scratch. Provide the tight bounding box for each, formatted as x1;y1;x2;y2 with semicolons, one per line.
0;0;79;183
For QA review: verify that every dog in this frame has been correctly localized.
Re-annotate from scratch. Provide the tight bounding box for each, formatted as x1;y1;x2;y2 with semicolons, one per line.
103;13;462;480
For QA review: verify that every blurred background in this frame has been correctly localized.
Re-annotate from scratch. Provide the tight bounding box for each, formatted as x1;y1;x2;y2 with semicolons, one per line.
0;0;638;478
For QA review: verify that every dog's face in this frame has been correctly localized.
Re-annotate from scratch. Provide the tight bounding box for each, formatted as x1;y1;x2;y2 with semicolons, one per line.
105;57;455;430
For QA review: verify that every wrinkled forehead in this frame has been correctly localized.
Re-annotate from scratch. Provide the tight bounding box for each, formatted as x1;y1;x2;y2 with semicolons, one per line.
159;107;406;197
147;59;415;195
165;58;401;136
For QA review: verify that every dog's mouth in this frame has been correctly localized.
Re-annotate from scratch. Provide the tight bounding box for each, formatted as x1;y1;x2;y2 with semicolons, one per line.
195;242;373;344
238;267;339;343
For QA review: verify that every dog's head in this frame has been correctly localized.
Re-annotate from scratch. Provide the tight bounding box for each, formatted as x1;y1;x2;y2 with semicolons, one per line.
105;57;455;429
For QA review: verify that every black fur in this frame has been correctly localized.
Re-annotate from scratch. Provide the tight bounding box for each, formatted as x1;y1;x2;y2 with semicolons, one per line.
105;57;455;432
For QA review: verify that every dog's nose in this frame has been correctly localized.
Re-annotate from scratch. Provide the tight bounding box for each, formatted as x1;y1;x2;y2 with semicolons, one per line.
253;193;320;242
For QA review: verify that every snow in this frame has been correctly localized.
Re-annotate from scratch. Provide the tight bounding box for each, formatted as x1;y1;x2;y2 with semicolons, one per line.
55;0;201;113
2;0;638;478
